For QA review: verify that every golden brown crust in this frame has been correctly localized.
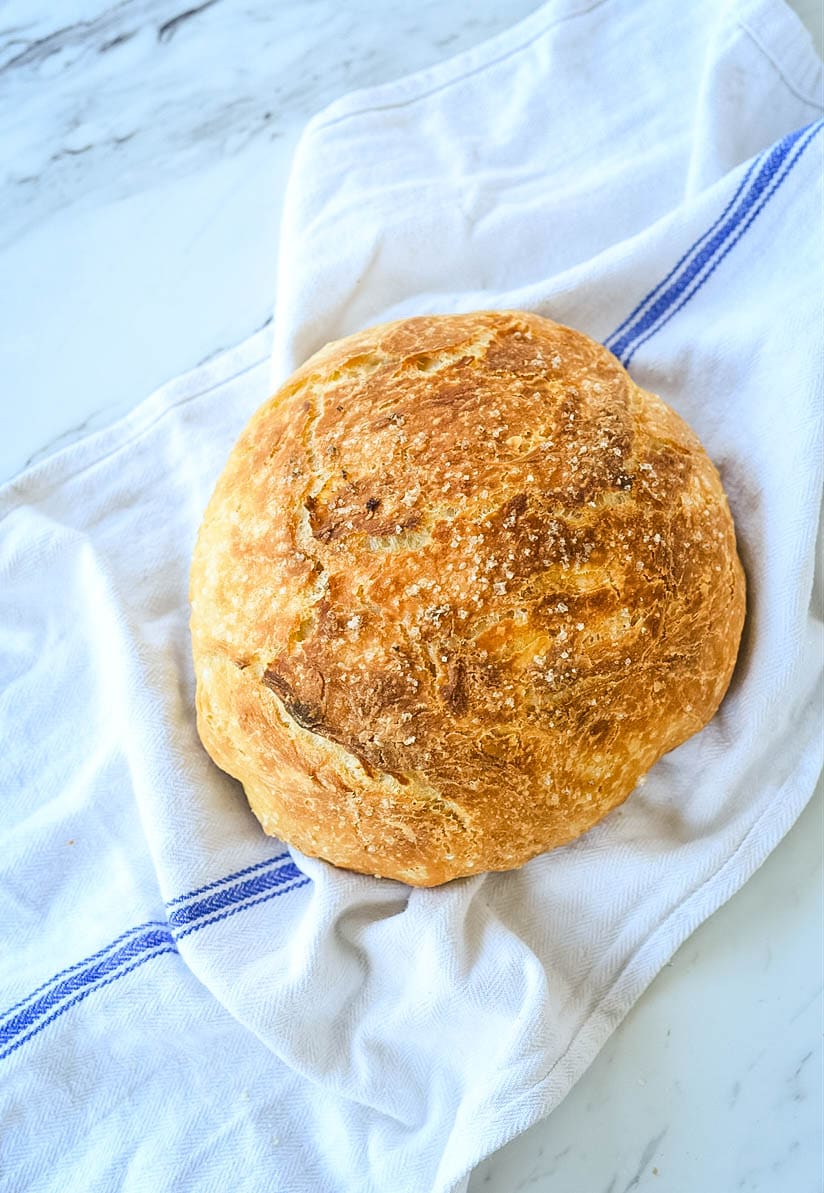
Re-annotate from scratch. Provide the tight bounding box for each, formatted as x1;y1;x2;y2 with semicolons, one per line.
190;310;746;885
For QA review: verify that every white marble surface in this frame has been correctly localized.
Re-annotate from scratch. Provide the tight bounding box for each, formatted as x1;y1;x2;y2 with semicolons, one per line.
2;2;821;1191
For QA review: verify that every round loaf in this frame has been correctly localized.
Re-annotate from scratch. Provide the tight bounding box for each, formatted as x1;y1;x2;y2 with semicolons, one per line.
190;310;745;886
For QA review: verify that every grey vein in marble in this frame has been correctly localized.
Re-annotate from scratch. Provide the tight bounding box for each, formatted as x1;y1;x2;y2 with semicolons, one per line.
1;0;543;252
0;0;543;482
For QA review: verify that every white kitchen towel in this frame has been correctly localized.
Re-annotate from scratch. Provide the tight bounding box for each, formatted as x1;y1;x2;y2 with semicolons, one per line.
2;1;822;1190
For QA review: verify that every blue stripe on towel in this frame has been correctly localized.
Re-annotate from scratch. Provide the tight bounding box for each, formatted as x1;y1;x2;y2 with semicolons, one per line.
174;876;312;940
0;853;308;1060
165;851;291;908
0;928;176;1059
0;944;180;1062
0;919;167;1025
605;153;762;346
606;119;823;364
167;860;305;928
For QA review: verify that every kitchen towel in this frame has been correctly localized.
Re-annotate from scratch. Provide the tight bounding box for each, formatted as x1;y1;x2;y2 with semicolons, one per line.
2;1;822;1190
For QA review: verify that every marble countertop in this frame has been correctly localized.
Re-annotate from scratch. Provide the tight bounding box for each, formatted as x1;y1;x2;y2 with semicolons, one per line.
2;2;821;1190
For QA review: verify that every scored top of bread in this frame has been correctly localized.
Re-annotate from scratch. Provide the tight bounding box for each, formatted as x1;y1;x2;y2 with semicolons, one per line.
190;310;746;886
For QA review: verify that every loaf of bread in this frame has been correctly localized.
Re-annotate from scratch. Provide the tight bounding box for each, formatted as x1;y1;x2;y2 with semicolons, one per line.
190;310;745;885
